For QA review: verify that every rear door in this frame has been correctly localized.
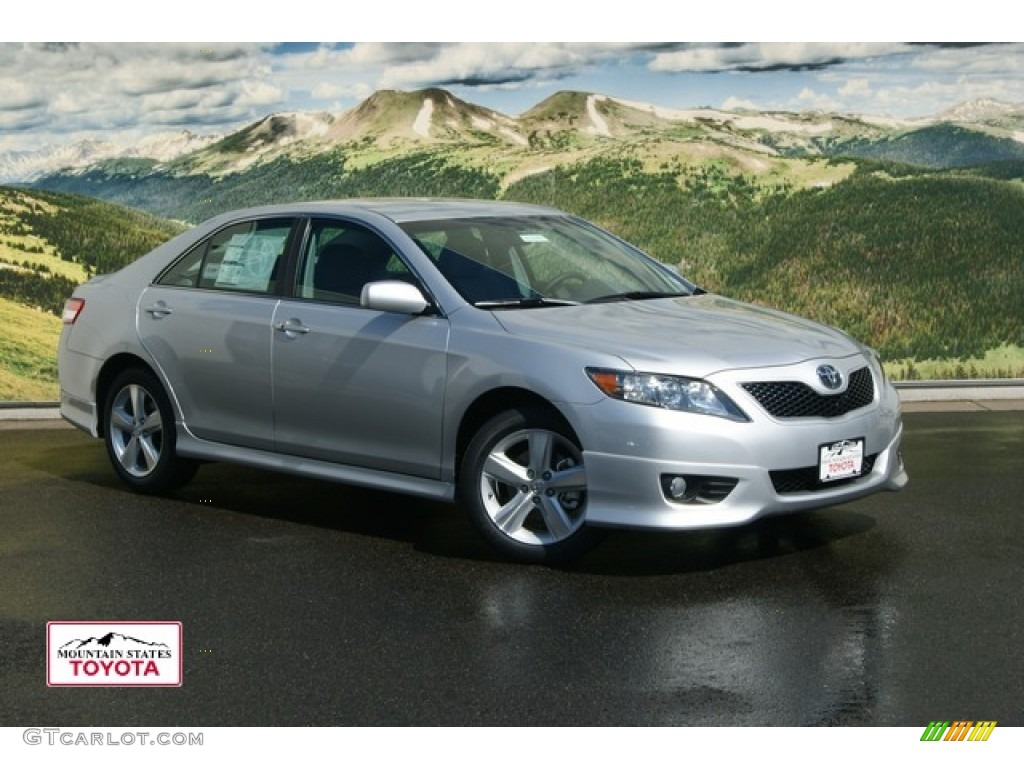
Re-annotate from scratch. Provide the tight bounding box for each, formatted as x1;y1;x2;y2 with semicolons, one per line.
138;217;297;450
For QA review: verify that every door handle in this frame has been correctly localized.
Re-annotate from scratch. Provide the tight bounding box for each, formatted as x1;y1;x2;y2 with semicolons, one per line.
143;303;173;318
273;319;310;335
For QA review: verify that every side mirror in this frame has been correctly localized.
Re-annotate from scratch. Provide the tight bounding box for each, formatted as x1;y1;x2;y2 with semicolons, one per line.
360;280;430;315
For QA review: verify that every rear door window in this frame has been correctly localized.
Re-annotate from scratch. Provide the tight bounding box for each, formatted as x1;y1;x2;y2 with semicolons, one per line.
157;218;295;294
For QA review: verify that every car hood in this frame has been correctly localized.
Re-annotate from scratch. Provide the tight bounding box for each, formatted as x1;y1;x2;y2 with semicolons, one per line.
490;294;863;376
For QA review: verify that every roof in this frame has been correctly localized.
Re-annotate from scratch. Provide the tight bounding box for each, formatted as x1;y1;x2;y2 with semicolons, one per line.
199;198;564;226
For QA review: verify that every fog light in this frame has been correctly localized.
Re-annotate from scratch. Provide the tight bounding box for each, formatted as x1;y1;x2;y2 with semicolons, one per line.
660;474;739;504
668;476;688;500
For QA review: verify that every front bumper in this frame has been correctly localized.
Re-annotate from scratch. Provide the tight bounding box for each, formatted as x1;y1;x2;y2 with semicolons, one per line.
583;425;905;529
569;373;907;530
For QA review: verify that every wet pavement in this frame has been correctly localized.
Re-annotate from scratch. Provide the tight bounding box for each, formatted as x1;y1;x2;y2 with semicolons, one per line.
1;411;1022;726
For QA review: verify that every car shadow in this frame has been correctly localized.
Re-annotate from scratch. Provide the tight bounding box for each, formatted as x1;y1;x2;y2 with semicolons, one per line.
27;433;878;574
568;509;878;576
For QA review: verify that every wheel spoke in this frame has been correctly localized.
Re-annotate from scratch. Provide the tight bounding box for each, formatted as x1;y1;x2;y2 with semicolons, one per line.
492;491;534;535
138;435;161;470
527;431;553;475
547;465;587;493
537;496;574;539
140;408;163;435
120;435;140;471
129;384;146;422
483;452;529;487
110;407;134;433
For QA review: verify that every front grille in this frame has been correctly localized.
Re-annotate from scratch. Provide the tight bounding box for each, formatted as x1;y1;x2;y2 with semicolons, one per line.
742;366;874;419
770;453;878;494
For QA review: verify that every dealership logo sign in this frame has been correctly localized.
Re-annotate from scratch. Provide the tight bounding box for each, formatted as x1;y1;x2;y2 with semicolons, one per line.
47;622;182;687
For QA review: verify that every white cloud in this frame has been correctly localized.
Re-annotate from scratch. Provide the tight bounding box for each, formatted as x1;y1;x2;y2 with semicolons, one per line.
838;78;872;98
796;87;842;112
908;43;1024;76
871;76;1024;115
373;42;640;88
316;42;444;68
311;81;372;100
721;96;762;111
0;78;47;110
0;108;46;131
0;42;287;143
650;42;913;73
237;80;285;107
49;90;98;115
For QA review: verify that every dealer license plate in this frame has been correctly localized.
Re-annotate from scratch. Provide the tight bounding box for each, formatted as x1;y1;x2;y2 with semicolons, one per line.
819;438;864;482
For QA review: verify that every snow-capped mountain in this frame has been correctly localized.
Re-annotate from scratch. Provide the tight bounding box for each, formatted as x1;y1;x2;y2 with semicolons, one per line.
0;130;219;183
937;98;1023;123
13;90;1024;191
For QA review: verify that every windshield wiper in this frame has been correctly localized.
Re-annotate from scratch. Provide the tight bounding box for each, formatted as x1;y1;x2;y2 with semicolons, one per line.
473;297;581;309
585;290;693;304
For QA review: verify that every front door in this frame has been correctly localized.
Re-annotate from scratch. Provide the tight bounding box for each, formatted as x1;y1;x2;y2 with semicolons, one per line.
271;219;449;478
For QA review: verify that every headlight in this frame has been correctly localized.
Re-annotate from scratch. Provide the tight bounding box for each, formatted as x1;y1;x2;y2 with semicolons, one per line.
586;368;749;421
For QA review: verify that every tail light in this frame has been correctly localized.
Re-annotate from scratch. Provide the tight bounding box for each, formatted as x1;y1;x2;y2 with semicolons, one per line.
62;298;85;324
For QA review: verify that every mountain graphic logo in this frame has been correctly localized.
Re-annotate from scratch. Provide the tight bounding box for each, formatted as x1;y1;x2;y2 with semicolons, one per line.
59;632;170;651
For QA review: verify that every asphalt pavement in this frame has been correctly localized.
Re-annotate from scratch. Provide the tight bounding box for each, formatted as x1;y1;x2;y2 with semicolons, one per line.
1;408;1022;726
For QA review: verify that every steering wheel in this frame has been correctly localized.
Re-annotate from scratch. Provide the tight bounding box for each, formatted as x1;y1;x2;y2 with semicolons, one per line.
544;272;588;298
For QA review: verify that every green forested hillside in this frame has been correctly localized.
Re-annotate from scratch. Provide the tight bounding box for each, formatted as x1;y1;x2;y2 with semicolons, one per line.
13;147;1024;394
505;158;1024;364
0;187;185;398
0;187;183;315
37;150;501;223
2;187;183;274
825;124;1024;169
724;171;1024;361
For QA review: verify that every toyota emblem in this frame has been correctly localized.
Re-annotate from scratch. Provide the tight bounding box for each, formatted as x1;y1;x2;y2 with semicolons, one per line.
816;364;843;390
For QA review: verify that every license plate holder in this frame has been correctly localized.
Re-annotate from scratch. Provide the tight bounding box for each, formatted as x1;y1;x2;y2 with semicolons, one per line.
819;438;865;482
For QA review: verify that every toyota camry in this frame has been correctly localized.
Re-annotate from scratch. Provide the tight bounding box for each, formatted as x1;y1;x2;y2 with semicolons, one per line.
58;199;907;562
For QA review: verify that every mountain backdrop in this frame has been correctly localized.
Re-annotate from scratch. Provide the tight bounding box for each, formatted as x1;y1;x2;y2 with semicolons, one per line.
3;87;1023;398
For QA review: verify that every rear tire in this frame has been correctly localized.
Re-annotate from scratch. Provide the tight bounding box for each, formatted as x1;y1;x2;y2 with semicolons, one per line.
103;368;197;493
460;407;604;564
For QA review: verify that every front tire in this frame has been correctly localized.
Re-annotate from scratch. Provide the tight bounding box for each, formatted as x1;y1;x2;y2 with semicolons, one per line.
103;368;196;493
460;407;603;563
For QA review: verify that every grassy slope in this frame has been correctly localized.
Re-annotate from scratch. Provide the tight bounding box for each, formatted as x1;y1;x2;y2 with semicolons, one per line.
0;297;61;400
0;186;187;400
0;239;89;283
885;344;1024;380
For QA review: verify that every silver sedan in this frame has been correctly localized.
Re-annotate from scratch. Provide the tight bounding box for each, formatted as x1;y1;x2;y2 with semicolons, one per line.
58;199;907;562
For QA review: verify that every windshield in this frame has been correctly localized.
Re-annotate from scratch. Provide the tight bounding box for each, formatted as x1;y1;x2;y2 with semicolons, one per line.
399;215;695;307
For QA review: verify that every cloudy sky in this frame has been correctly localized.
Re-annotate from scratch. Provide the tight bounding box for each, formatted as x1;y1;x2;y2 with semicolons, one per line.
3;14;1022;156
